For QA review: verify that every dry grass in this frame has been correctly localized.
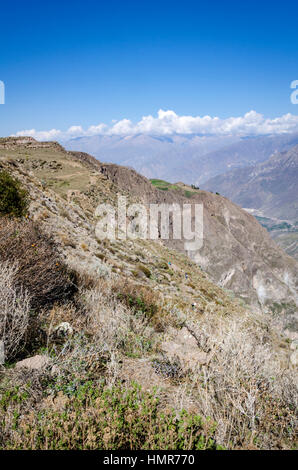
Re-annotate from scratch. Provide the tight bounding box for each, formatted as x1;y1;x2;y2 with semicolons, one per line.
171;310;298;449
0;262;30;361
0;269;297;449
114;280;163;327
81;282;158;362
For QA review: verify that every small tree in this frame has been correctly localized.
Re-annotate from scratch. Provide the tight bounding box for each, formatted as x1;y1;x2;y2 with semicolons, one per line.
0;171;29;217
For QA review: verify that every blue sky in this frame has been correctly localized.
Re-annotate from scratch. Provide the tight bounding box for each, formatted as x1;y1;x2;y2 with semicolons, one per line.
0;0;298;137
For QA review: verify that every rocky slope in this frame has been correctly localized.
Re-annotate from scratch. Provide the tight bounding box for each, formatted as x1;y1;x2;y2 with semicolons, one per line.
0;137;297;323
100;164;298;319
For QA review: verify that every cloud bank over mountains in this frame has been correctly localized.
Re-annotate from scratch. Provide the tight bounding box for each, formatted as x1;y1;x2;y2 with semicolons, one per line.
14;109;298;141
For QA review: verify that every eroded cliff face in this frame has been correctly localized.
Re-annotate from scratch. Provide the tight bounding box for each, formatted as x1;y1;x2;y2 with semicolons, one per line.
0;137;297;328
100;162;298;320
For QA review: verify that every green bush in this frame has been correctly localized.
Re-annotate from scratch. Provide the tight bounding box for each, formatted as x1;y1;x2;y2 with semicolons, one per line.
0;171;29;217
0;381;218;450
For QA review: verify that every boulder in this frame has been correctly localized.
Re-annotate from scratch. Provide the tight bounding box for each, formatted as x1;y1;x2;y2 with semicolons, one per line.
15;355;50;371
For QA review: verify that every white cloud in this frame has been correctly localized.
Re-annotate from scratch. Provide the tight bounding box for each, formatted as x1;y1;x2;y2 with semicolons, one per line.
15;128;63;140
14;109;298;141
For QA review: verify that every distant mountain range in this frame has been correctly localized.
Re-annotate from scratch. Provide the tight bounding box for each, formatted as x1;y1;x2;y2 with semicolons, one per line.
65;133;239;183
65;132;298;184
202;145;298;259
202;145;298;219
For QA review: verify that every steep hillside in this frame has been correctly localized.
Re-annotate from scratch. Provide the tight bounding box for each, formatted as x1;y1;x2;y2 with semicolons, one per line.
0;137;297;450
0;137;242;316
202;145;298;219
100;165;298;318
1;137;297;320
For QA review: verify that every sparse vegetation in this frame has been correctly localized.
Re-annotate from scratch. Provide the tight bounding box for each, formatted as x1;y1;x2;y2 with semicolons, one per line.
116;280;159;321
0;269;296;449
0;380;218;450
0;244;296;449
157;260;169;270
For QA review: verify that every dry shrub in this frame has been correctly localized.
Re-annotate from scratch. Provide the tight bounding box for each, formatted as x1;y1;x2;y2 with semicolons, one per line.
0;262;30;361
0;217;77;309
179;311;298;449
137;264;151;278
81;281;157;366
46;303;83;335
0;269;296;449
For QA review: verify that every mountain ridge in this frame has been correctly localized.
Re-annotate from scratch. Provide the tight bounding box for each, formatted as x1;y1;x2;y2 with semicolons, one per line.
64;132;298;184
202;145;298;259
1;137;297;323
